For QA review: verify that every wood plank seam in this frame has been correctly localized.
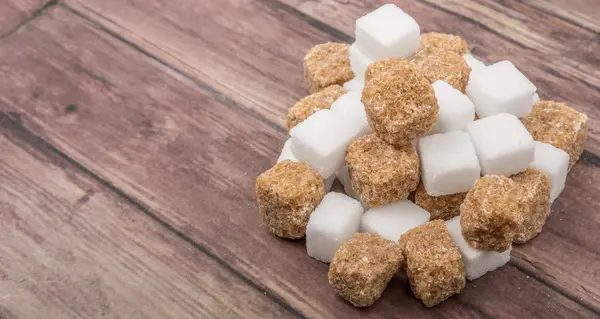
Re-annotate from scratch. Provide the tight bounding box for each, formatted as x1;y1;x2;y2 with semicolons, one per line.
0;0;58;39
0;112;307;319
513;0;600;35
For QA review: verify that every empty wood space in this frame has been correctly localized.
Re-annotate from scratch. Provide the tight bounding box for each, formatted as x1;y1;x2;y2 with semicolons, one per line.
0;1;598;318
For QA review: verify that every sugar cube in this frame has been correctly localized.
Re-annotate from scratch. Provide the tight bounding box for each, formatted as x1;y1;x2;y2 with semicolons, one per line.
362;66;438;146
306;193;363;263
342;78;364;92
463;53;486;71
346;135;420;207
529;142;569;202
412;48;471;93
418;131;481;196
361;200;430;242
430;80;475;134
364;57;410;83
286;85;346;131
329;233;403;307
446;216;511;280
277;138;336;192
420;32;469;56
415;183;466;221
336;166;369;209
255;161;325;239
330;90;371;137
522;100;588;170
355;4;420;61
349;43;373;83
467;60;536;118
303;42;353;93
399;220;465;307
511;168;551;243
467;113;534;176
532;93;540;105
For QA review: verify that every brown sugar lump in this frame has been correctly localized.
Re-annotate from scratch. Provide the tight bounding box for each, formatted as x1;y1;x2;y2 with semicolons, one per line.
399;220;466;307
511;169;551;244
345;134;420;207
328;233;403;307
419;32;469;56
415;183;467;221
255;160;325;239
286;85;346;131
460;175;523;252
521;100;588;170
411;47;471;93
304;42;354;94
364;57;411;83
361;67;438;146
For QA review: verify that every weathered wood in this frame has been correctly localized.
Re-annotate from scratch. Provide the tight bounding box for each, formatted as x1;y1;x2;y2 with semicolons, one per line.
522;0;600;33
0;115;291;319
0;5;597;317
0;0;53;36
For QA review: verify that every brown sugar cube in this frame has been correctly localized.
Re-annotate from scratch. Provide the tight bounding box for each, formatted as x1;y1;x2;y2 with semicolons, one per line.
328;233;403;307
521;100;588;170
255;160;325;239
415;183;467;221
411;47;471;93
361;67;438;146
364;57;411;83
286;85;345;131
304;42;354;94
419;32;469;56
460;175;523;252
511;169;551;244
399;220;466;307
345;134;420;207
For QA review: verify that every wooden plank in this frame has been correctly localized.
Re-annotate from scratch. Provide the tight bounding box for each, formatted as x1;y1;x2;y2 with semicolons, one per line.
0;5;597;317
0;114;291;318
522;0;600;33
0;0;53;36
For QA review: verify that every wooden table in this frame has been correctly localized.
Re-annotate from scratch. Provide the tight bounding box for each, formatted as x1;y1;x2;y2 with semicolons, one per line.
0;0;598;318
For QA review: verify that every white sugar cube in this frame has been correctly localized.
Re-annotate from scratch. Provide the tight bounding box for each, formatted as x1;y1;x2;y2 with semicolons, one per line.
418;131;481;196
278;138;334;191
463;53;486;71
343;78;364;92
306;193;363;263
330;91;371;137
532;92;540;105
467;61;536;118
430;80;475;134
446;216;511;280
291;110;357;179
467;113;534;176
361;200;430;242
355;4;420;61
529;142;569;203
335;166;369;209
349;43;373;82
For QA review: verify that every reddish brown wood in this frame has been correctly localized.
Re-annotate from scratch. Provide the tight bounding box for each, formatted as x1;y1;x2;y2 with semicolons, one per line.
523;0;600;33
0;114;291;318
0;4;597;317
0;0;53;36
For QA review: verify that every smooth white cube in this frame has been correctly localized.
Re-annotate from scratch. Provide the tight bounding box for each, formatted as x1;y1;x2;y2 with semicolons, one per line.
349;43;373;82
467;113;534;176
361;200;430;242
446;216;511;280
278;138;334;191
343;78;364;92
306;193;363;263
418;131;481;196
532;92;540;105
463;53;486;71
335;166;368;209
330;91;371;137
529;142;569;203
355;4;420;61
467;61;537;118
430;80;476;134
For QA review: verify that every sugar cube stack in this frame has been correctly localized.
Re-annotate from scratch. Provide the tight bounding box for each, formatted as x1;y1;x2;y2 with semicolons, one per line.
255;2;588;310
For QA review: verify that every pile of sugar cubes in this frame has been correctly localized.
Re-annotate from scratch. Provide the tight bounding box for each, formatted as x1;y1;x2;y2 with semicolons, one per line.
255;3;588;308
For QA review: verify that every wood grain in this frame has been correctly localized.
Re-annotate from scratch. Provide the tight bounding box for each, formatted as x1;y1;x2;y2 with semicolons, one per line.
522;0;600;33
0;114;291;318
0;4;597;317
0;0;53;36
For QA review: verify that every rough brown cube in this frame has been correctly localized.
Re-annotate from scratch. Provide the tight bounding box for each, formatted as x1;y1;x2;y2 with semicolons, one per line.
419;32;469;56
411;47;471;93
255;160;325;239
415;183;466;221
521;101;588;170
362;67;438;146
399;220;466;307
304;42;354;94
286;85;345;131
364;57;411;84
511;169;551;244
328;233;403;307
345;134;420;207
460;175;523;252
